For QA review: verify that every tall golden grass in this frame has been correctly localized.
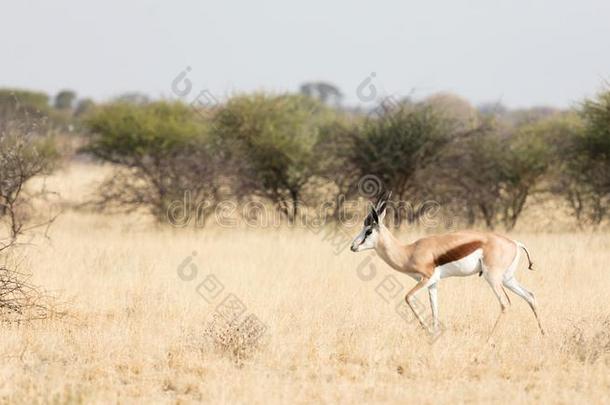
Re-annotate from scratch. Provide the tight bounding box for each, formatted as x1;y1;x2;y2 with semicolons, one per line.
0;162;608;404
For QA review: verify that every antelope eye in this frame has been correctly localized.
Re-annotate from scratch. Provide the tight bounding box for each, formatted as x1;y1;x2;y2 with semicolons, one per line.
364;228;372;236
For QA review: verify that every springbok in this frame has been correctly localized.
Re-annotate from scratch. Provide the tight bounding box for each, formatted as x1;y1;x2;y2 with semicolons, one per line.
350;193;544;336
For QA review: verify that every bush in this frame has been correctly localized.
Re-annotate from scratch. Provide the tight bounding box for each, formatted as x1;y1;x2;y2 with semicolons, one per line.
0;117;58;239
0;104;61;322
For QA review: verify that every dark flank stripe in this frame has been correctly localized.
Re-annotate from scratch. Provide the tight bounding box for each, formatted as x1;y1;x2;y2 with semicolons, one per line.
434;241;483;267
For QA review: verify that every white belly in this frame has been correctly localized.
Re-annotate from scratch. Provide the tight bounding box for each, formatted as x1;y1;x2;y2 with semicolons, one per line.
435;248;483;279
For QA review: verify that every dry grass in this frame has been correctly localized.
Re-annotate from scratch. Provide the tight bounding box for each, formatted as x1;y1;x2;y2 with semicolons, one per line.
0;162;608;404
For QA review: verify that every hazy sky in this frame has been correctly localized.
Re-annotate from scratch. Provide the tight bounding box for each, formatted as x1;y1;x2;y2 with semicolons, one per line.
2;0;609;108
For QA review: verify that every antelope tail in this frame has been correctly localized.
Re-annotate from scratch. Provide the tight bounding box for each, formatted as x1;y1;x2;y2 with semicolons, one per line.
516;242;534;270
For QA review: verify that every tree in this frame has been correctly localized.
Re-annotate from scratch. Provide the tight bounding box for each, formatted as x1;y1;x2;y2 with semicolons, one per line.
114;92;150;105
74;98;95;117
85;101;219;223
439;118;551;230
552;90;610;225
54;90;76;110
312;115;362;221
499;123;552;229
346;103;464;226
212;93;331;223
424;92;478;132
506;106;559;126
478;102;508;117
0;89;50;123
300;82;343;107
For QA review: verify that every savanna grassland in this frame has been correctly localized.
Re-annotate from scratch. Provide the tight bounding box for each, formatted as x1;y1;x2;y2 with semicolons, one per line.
1;162;609;404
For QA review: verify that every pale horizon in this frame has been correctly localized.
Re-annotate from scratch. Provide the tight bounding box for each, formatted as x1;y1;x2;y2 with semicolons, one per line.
2;0;609;109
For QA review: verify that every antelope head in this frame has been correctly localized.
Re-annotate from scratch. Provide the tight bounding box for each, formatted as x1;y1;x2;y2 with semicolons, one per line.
350;192;391;252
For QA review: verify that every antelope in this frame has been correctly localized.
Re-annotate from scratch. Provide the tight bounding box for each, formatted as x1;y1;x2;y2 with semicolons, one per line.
350;193;544;336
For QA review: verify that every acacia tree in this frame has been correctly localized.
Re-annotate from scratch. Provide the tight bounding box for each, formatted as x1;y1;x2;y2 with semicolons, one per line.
439;118;551;230
499;124;552;229
346;103;467;227
553;90;610;225
54;90;76;110
85;101;220;224
212;93;332;223
299;82;343;107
